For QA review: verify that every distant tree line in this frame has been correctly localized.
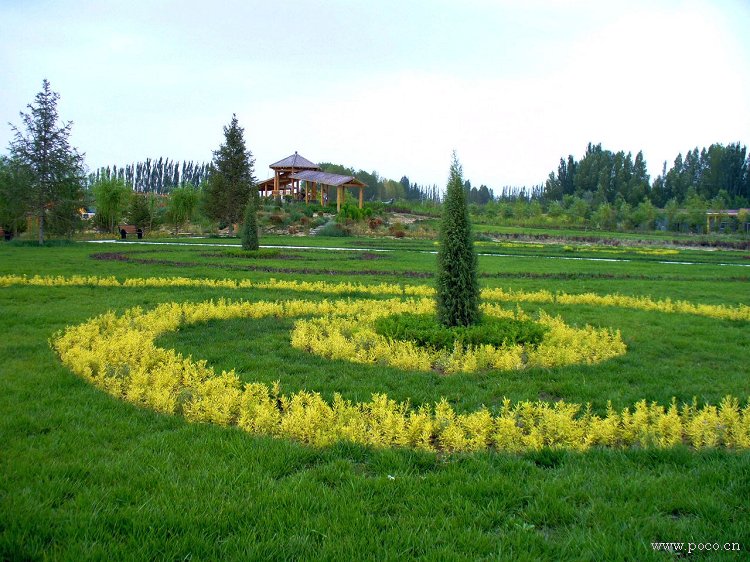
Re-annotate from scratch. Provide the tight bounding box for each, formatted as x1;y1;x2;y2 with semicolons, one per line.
87;158;210;194
3;79;748;240
650;144;749;207
542;142;749;208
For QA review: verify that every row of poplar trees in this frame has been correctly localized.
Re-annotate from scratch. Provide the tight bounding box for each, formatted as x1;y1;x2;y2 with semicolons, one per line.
88;159;210;193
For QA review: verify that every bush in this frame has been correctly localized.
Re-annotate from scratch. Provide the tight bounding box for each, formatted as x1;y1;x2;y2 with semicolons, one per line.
373;313;548;351
218;248;281;259
336;202;364;222
316;221;350;237
388;222;406;238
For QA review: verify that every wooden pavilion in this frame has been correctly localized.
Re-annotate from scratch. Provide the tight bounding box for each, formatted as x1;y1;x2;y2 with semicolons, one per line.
256;152;366;211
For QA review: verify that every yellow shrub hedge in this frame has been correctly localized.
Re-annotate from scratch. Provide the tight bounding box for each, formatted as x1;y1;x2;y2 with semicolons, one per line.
4;274;748;321
291;304;625;373
51;298;750;453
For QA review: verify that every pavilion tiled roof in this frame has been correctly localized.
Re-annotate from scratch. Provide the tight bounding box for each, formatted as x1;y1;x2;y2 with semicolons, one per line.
269;152;320;170
290;170;366;187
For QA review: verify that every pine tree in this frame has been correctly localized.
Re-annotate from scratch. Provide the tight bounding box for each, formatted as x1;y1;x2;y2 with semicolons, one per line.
0;156;32;236
204;114;256;234
436;152;480;327
127;192;151;229
9;79;85;244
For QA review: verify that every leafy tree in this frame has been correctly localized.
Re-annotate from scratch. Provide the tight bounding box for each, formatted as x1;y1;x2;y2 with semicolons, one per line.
8;79;85;244
204;114;256;234
91;177;131;233
0;156;31;235
664;198;680;231
631;199;657;230
528;200;543;219
684;189;708;232
46;174;84;237
512;199;529;219
565;195;590;225
547;200;564;218
166;185;200;234
436;153;480;328
591;202;617;231
240;196;259;250
146;192;164;231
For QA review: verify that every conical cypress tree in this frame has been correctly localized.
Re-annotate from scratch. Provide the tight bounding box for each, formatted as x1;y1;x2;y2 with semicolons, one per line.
240;195;259;250
436;152;480;327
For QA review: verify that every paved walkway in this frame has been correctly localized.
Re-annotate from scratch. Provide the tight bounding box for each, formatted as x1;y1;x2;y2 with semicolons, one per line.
86;239;750;267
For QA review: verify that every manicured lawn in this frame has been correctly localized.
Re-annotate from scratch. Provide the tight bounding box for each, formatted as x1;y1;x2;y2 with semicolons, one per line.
1;238;748;560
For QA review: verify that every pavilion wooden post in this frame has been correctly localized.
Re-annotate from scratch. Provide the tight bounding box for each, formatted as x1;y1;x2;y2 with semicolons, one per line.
320;186;325;206
273;171;279;198
359;186;364;209
337;186;342;212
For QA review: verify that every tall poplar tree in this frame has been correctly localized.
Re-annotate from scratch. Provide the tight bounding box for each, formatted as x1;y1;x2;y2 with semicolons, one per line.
436;152;480;327
204;114;256;235
9;79;85;243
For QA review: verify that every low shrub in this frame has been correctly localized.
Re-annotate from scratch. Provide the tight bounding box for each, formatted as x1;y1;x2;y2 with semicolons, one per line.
373;313;548;351
6;239;77;247
388;222;407;238
216;248;281;259
316;221;351;237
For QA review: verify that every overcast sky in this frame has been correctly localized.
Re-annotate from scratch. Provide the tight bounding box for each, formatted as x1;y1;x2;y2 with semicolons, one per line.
1;0;749;189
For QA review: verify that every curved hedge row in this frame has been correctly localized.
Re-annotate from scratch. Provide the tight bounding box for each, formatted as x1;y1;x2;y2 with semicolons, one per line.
51;297;750;453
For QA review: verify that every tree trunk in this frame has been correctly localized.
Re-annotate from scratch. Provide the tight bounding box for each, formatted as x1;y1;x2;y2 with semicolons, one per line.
38;211;44;245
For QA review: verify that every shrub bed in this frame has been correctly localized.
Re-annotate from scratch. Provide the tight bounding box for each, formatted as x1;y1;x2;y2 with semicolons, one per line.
373;313;548;350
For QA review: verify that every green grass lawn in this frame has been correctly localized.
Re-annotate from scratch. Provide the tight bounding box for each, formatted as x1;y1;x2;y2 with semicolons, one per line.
1;239;748;560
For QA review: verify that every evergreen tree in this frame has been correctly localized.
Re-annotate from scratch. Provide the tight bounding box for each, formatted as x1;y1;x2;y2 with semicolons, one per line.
436;152;480;327
204;114;256;234
0;156;32;236
8;79;85;244
127;192;152;229
240;196;259;250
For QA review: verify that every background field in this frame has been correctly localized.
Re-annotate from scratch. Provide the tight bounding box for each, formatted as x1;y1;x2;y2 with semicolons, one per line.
1;236;748;560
